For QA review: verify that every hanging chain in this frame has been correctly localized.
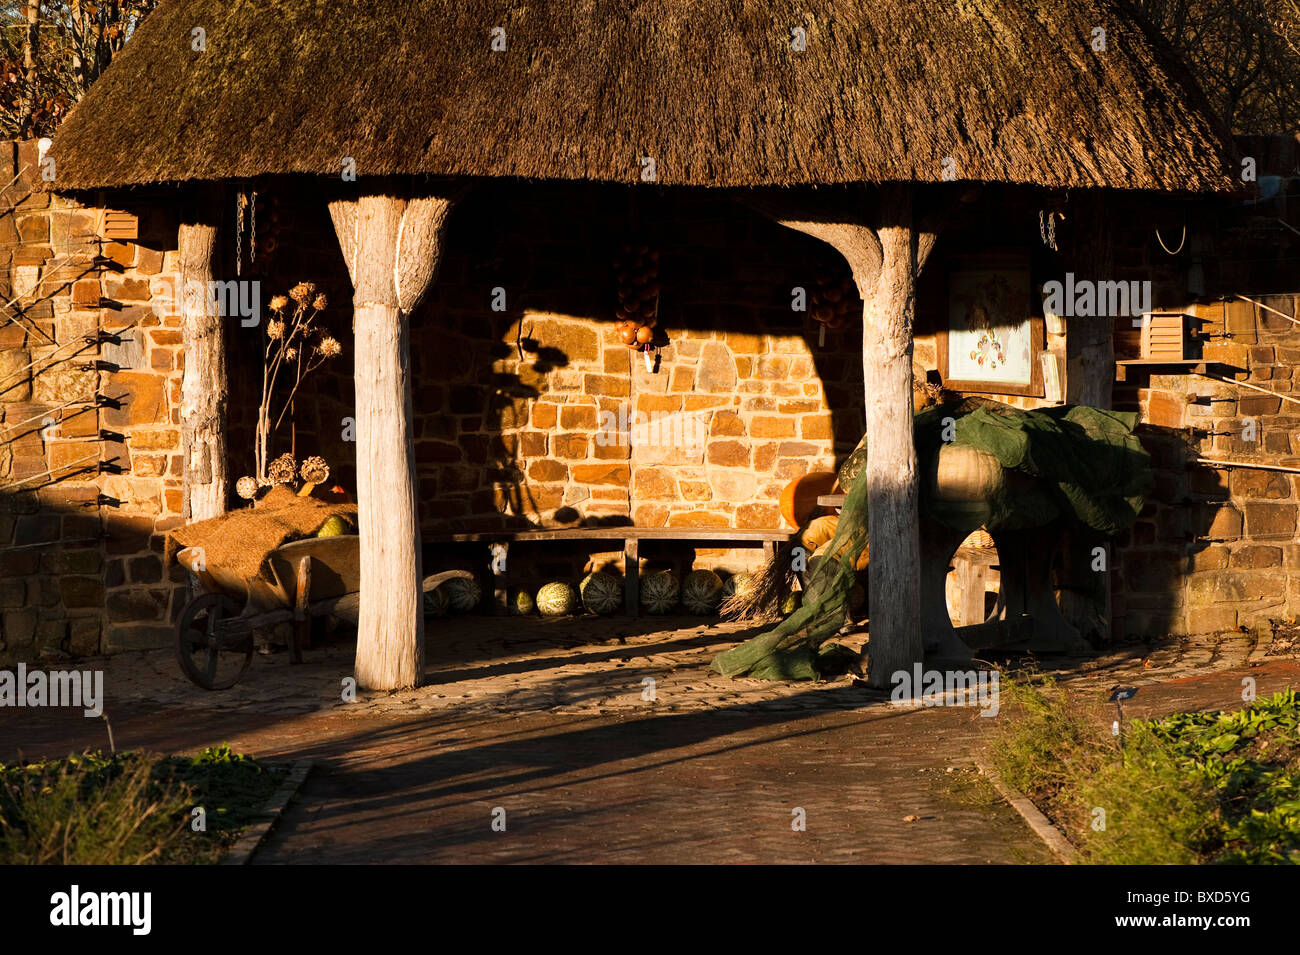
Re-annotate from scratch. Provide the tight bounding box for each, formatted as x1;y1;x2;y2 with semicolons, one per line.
250;189;257;266
235;190;245;276
1039;209;1059;252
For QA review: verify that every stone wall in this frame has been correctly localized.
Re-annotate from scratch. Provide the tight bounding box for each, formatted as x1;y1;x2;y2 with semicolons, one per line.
1114;293;1300;638
1;139;187;664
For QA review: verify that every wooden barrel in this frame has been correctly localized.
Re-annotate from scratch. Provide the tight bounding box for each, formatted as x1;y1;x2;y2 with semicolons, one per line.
926;444;1005;503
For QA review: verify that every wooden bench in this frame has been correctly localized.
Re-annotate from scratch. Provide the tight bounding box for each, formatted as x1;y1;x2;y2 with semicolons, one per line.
426;527;795;616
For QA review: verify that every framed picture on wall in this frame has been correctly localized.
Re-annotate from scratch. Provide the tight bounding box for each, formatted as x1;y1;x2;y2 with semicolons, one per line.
938;254;1044;397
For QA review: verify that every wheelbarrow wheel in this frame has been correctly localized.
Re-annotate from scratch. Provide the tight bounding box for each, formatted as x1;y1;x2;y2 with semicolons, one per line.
175;592;253;690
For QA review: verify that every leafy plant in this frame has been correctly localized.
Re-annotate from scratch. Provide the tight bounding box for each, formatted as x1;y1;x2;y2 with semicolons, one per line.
0;744;286;864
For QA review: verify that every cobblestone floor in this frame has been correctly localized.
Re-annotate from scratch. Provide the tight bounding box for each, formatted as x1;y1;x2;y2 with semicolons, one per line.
78;611;1294;718
3;616;1296;863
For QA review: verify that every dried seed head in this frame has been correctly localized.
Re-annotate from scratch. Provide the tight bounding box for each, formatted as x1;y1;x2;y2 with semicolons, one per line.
268;453;297;485
316;336;342;358
267;319;286;340
300;455;330;484
289;281;317;304
312;293;328;310
269;295;289;310
236;475;258;500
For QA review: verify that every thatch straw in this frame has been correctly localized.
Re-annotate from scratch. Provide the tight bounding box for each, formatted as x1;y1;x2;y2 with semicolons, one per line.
50;0;1235;192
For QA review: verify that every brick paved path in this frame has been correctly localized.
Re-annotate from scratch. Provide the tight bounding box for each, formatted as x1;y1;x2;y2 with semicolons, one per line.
253;702;1053;864
1;614;1295;863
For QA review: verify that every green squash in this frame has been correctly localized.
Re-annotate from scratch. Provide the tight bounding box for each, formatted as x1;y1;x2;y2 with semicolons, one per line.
316;515;351;537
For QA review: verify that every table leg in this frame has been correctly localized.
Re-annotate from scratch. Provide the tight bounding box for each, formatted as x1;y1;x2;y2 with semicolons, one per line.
624;537;639;617
292;556;309;664
491;541;509;616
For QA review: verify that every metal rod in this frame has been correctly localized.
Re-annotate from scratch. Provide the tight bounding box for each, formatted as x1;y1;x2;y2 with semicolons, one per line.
1192;371;1300;408
0;395;101;437
1195;457;1300;475
1235;294;1300;327
0;452;102;492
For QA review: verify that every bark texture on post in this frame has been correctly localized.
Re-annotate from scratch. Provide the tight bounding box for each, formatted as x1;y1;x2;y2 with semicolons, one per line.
329;190;455;691
179;188;228;523
748;185;942;687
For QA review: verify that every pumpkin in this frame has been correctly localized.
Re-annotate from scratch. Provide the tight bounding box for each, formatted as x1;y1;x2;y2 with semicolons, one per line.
640;571;679;614
778;471;838;527
536;581;577;616
442;576;481;613
800;515;839;552
681;569;722;614
837;439;869;493
580;572;622;615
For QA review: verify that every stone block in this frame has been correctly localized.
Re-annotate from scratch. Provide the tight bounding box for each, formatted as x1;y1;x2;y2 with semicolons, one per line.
695;342;736;393
706;440;750;467
1241;500;1294;539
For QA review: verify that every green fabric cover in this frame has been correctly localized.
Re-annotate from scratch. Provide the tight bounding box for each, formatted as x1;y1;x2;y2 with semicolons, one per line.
711;398;1151;681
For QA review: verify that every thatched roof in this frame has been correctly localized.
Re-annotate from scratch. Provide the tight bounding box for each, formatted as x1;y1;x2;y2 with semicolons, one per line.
51;0;1236;192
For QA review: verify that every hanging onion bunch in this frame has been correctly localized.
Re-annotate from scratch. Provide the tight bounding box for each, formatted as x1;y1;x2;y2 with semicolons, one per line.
810;271;859;331
613;244;662;354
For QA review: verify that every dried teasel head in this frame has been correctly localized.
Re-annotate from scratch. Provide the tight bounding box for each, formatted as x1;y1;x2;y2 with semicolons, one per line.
284;346;298;361
312;293;328;310
289;282;317;305
269;295;289;311
267;319;286;340
316;336;342;358
268;453;297;485
300;456;330;485
235;475;258;500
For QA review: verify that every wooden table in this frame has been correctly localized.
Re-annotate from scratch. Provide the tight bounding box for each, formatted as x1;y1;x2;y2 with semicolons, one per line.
426;527;795;616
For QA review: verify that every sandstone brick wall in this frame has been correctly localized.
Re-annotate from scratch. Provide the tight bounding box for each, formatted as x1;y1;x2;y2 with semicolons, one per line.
1115;293;1300;638
1;139;187;664
401;184;862;556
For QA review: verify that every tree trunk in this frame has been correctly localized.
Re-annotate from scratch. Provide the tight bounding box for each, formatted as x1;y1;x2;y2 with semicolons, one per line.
856;185;928;684
329;190;455;691
743;185;942;687
179;187;228;523
21;2;39;137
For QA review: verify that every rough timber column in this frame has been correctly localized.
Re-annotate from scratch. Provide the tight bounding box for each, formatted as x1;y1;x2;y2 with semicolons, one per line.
179;186;228;522
750;184;942;687
329;190;456;691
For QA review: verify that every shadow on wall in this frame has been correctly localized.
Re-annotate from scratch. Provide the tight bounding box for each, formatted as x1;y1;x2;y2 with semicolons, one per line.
405;181;868;536
0;489;189;666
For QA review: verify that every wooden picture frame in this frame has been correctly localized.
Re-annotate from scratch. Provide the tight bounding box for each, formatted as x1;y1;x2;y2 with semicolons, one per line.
938;253;1044;397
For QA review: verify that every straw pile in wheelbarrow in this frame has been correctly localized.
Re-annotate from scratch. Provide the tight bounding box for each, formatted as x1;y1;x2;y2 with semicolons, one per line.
165;485;358;587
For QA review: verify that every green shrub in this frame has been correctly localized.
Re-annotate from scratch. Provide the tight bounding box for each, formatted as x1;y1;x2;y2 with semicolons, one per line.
0;744;286;865
989;680;1300;865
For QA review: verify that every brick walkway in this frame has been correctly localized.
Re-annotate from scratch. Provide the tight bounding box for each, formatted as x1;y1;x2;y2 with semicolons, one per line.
1;615;1295;863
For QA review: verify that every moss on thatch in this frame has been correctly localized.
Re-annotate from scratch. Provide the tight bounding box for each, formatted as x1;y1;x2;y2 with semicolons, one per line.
50;0;1235;192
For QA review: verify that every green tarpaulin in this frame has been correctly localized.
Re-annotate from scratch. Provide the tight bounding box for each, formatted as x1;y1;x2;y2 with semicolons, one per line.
710;398;1152;681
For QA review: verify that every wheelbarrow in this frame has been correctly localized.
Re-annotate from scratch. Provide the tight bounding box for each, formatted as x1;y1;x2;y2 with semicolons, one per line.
174;534;471;690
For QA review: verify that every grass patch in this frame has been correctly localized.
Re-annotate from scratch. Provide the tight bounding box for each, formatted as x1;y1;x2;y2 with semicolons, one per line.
0;744;288;864
989;678;1300;864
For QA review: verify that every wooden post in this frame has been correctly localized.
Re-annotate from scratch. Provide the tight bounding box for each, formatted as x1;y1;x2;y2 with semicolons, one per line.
1059;192;1114;643
179;186;228;523
329;189;456;691
746;185;942;686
